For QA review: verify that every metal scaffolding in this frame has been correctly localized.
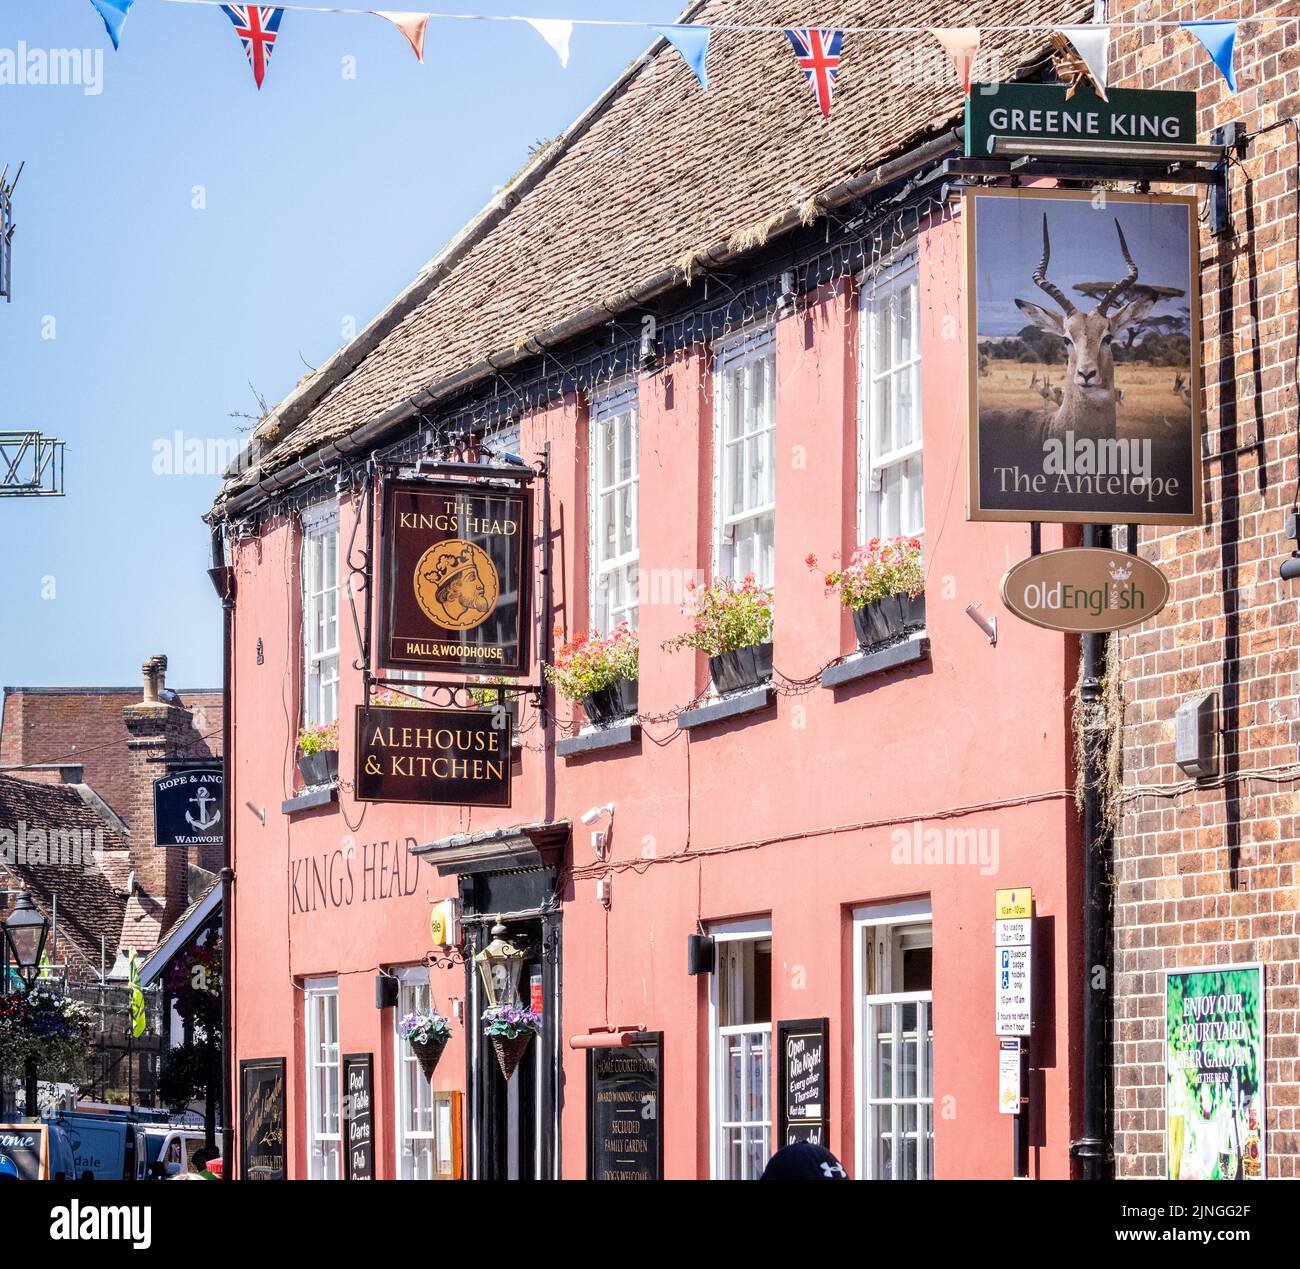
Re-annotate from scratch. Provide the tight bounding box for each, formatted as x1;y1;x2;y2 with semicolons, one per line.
0;162;20;302
0;431;66;497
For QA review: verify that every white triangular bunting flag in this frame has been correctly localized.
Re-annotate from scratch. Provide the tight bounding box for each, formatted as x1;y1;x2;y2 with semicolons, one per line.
375;11;429;63
929;27;981;96
525;17;573;68
1059;24;1111;98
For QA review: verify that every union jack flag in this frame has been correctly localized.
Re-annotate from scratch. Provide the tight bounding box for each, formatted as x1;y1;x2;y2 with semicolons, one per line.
221;5;284;90
784;28;843;118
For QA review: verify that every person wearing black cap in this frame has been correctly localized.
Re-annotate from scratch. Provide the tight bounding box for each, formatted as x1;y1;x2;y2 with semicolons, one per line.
759;1141;850;1180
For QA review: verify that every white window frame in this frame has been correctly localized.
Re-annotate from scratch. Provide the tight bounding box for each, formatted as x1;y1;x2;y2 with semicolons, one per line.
852;899;934;1181
858;255;924;542
304;976;341;1180
588;381;640;633
301;505;340;728
392;966;437;1180
707;917;773;1180
712;326;777;587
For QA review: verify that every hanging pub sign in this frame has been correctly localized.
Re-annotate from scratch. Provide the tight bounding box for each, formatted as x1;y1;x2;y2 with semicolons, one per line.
342;1053;375;1181
777;1018;830;1147
1001;547;1169;633
1165;964;1265;1181
354;704;512;807
153;767;224;847
966;188;1203;526
239;1058;287;1180
586;1033;663;1181
965;82;1198;157
379;477;533;676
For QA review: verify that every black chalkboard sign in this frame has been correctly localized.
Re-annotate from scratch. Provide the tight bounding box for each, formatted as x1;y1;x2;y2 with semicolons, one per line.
586;1033;663;1181
342;1052;374;1181
0;1125;44;1180
777;1018;830;1147
240;1058;286;1180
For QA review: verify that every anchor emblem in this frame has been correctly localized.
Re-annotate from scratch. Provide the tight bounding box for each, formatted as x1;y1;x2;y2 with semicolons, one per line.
185;784;222;833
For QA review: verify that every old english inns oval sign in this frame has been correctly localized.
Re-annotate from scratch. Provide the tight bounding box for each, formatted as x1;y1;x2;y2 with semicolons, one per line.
1001;547;1169;633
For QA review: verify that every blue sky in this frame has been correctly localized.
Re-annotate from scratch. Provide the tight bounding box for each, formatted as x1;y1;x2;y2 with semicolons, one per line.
0;1;677;687
975;194;1194;337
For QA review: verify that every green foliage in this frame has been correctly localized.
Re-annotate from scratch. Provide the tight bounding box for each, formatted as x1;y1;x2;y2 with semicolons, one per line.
545;623;638;702
663;575;774;657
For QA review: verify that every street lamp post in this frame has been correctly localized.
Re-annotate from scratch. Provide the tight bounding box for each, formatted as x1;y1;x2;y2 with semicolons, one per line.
3;892;50;1117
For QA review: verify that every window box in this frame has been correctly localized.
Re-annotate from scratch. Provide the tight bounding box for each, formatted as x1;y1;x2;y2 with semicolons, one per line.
708;642;773;697
556;722;640;759
581;677;638;728
296;750;339;789
852;593;926;651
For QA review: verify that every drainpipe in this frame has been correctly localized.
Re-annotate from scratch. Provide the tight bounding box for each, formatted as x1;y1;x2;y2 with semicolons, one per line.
1074;523;1114;1179
208;527;236;1174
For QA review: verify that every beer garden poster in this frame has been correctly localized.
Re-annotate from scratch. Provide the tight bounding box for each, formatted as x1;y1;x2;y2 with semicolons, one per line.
1164;964;1265;1180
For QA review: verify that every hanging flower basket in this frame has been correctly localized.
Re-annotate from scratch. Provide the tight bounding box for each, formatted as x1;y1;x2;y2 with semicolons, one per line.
398;1010;452;1081
412;1035;448;1080
483;1005;542;1081
491;1033;534;1081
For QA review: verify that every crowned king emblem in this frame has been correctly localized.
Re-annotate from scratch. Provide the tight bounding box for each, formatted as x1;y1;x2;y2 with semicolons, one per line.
413;538;500;631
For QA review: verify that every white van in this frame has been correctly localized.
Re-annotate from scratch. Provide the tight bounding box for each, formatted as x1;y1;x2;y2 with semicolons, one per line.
134;1125;217;1179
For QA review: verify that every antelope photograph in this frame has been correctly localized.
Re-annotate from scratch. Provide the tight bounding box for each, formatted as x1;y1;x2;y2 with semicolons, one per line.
969;188;1201;523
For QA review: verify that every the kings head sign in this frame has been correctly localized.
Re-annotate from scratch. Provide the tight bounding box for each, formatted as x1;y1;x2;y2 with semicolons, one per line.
966;188;1203;526
379;478;533;676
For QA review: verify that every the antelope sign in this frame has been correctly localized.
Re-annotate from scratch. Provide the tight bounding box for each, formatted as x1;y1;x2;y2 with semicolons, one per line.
1001;547;1169;634
966;188;1203;526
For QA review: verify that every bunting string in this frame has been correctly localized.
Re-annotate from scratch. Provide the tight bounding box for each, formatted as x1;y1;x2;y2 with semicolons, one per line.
82;2;1279;97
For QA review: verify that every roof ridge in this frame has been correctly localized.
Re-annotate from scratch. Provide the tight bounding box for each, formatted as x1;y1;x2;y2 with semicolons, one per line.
224;1;713;486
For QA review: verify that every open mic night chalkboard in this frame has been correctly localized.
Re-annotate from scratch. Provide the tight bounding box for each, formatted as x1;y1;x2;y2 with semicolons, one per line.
777;1018;830;1147
586;1033;663;1181
342;1053;374;1181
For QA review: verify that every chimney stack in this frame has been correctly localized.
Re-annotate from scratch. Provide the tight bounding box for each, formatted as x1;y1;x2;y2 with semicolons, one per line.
120;652;203;948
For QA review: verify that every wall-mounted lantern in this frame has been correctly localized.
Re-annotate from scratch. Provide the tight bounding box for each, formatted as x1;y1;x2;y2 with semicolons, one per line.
474;920;527;1009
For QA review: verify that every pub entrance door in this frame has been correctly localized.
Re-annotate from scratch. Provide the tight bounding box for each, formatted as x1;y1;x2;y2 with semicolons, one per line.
465;909;561;1180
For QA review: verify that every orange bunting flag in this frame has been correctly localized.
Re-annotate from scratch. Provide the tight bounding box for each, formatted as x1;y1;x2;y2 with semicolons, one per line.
929;27;981;96
375;10;429;63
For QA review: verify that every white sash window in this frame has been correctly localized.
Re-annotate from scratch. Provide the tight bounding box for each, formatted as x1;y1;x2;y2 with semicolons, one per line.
304;977;341;1179
859;258;924;541
714;328;776;587
589;383;639;632
302;508;340;727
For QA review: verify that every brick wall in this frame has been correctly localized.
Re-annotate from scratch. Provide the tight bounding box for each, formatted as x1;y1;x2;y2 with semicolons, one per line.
1109;6;1300;1177
0;686;222;822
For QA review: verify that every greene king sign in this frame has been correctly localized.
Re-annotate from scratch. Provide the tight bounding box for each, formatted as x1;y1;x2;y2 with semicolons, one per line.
965;82;1198;156
1001;548;1169;634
